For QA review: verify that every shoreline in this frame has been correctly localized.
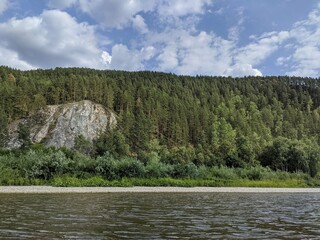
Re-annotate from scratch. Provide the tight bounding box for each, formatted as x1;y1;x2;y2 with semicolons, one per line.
0;186;320;193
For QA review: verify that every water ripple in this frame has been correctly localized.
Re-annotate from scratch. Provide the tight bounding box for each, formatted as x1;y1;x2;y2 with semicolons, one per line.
0;193;320;239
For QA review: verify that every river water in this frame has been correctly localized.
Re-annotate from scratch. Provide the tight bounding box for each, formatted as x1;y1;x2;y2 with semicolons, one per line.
0;192;320;239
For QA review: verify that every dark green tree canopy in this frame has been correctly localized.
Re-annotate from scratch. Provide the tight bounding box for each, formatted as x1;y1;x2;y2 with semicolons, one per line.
0;66;319;175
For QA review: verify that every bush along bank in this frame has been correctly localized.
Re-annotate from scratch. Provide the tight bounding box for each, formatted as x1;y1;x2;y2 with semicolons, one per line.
0;147;318;187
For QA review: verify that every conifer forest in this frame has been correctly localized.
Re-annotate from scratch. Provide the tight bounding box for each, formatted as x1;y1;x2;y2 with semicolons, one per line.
0;66;319;185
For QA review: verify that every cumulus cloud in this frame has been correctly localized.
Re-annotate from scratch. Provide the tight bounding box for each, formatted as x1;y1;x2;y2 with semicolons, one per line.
224;64;262;77
289;46;320;76
0;10;107;69
0;46;34;69
0;0;8;15
63;0;211;29
3;0;320;77
0;1;280;76
176;32;234;75
101;51;112;65
157;45;179;71
230;4;320;77
132;14;148;34
157;0;212;17
78;0;156;29
108;44;155;71
235;31;290;66
151;30;234;76
151;25;296;76
283;4;320;77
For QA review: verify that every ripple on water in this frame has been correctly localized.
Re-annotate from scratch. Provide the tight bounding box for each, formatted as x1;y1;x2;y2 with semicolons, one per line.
0;193;320;239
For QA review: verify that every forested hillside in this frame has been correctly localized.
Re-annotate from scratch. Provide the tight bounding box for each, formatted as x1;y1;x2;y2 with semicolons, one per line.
0;66;319;178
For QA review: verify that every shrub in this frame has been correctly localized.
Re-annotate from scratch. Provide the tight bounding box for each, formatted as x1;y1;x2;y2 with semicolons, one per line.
172;163;198;179
145;160;173;178
20;150;71;180
241;167;263;180
115;157;145;178
95;153;118;180
0;168;23;185
210;166;237;180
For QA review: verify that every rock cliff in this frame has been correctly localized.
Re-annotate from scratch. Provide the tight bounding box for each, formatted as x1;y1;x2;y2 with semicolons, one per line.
6;100;116;149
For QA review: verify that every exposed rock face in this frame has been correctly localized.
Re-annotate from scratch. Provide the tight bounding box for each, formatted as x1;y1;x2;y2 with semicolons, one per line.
6;100;116;149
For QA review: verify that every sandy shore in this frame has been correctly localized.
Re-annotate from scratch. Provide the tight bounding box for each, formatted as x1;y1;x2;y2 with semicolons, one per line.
0;186;320;193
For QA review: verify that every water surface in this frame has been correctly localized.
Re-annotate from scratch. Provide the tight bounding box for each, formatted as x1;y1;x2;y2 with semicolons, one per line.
0;192;320;239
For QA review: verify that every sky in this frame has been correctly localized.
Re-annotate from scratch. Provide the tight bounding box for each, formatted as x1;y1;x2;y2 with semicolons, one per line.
0;0;319;77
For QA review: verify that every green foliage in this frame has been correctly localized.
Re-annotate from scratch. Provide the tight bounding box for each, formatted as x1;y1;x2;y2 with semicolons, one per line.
0;147;318;187
260;137;320;176
209;166;238;180
172;163;199;179
50;177;311;188
0;108;8;146
0;67;320;178
22;150;71;180
145;160;173;178
94;153;118;180
116;157;145;178
95;129;130;157
74;135;95;156
165;146;196;165
18;123;32;148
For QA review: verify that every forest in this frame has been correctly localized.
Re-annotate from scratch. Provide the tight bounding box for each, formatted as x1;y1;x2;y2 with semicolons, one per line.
0;66;319;186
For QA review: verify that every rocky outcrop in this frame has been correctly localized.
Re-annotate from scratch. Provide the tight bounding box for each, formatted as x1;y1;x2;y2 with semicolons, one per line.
6;100;116;149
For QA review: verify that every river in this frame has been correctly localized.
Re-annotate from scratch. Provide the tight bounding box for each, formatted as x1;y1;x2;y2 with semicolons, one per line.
0;192;319;239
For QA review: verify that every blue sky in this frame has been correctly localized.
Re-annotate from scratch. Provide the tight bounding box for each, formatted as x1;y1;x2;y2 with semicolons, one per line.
0;0;319;77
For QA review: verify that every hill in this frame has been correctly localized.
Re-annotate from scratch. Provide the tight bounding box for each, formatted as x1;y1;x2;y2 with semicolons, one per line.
0;66;319;177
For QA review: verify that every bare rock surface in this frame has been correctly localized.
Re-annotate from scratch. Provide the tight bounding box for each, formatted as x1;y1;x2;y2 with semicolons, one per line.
6;100;116;149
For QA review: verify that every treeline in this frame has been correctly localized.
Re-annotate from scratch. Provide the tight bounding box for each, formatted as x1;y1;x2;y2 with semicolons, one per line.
0;66;319;177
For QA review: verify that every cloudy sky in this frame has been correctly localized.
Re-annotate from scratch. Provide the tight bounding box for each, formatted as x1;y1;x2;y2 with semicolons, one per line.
0;0;319;77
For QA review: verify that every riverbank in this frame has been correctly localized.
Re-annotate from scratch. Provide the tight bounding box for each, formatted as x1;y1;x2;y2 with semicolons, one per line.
1;186;320;193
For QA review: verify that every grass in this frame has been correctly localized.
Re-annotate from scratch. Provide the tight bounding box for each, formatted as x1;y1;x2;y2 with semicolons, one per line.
49;176;314;188
0;175;316;188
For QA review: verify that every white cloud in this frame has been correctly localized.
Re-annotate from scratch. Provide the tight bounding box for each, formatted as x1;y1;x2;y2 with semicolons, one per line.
157;45;178;71
176;31;234;75
276;56;292;66
235;31;290;66
140;46;156;60
0;1;275;76
0;46;34;69
227;7;245;42
0;0;8;15
157;0;212;17
4;0;320;78
283;4;320;77
224;64;262;77
132;14;148;34
150;30;235;76
78;0;156;29
0;10;107;69
287;46;320;77
71;0;212;29
101;51;112;65
108;44;155;71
